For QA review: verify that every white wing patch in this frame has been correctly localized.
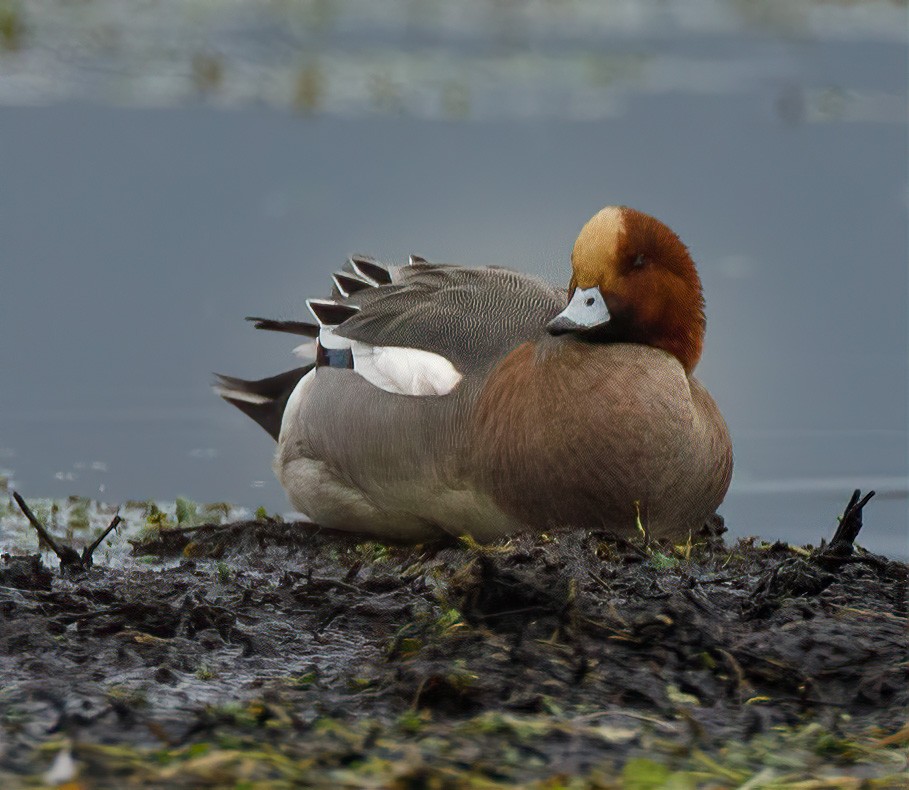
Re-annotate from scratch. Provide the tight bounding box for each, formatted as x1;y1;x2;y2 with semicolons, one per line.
350;341;462;396
315;325;461;396
317;325;350;350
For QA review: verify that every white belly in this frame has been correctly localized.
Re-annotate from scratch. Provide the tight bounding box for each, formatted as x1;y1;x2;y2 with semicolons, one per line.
275;454;521;543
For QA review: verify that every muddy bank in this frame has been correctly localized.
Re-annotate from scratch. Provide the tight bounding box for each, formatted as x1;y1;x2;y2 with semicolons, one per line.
0;504;906;787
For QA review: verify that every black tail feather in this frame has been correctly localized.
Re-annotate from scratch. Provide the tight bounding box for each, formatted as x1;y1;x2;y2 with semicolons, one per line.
246;317;320;337
215;365;313;441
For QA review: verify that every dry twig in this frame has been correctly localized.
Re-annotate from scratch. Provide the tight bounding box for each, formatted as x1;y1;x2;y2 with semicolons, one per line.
12;491;121;572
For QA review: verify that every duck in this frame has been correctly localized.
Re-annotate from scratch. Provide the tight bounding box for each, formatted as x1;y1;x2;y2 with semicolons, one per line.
217;206;733;543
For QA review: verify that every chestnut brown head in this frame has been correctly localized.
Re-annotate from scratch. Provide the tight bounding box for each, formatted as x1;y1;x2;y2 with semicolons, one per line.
547;206;706;373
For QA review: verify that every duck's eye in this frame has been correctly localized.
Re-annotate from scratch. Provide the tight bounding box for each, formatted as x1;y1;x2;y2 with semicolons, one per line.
585;296;595;307
631;254;646;269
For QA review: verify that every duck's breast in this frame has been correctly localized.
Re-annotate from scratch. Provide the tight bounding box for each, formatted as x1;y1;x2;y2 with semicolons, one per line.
470;339;732;539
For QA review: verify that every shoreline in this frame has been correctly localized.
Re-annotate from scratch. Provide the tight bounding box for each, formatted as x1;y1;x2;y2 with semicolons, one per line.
1;498;906;787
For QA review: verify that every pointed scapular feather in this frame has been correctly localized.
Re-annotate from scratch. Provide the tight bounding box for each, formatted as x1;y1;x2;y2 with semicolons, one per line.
332;271;373;296
306;299;361;326
350;255;392;285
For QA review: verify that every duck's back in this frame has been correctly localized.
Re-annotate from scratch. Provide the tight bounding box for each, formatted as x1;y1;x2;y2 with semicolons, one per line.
334;263;566;374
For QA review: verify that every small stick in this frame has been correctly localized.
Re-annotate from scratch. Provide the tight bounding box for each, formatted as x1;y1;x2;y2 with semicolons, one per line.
830;489;875;549
82;513;123;568
12;492;79;565
12;491;121;571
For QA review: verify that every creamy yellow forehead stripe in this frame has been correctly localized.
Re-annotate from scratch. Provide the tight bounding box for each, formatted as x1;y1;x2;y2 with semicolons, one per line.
571;206;626;288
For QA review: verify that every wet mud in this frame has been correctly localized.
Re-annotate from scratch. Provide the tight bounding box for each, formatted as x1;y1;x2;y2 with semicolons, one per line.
0;504;906;787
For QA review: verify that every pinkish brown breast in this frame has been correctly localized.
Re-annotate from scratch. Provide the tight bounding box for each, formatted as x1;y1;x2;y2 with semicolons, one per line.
469;336;732;540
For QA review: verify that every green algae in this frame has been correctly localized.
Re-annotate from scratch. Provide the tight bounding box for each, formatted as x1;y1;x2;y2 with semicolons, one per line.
7;719;905;789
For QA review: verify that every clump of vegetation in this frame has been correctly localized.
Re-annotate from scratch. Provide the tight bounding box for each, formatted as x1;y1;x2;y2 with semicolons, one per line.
134;502;175;544
285;671;317;689
175;496;200;527
191;52;223;93
144;502;170;528
253;506;282;523
0;2;25;52
67;498;90;533
202;502;232;522
213;561;232;584
195;664;217;681
354;541;391;563
293;62;323;113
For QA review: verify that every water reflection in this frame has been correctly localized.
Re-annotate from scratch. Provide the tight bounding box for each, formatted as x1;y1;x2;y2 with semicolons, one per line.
0;0;906;118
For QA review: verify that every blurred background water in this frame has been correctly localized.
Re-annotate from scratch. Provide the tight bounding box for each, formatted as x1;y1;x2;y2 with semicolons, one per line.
0;0;906;556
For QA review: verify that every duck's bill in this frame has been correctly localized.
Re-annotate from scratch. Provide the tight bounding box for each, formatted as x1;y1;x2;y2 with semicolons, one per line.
547;287;611;335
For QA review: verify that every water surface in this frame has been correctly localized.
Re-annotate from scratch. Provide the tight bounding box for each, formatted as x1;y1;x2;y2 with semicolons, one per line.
1;2;906;555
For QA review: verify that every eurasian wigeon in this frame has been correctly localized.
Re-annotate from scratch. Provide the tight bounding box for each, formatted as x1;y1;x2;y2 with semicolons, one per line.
218;206;733;542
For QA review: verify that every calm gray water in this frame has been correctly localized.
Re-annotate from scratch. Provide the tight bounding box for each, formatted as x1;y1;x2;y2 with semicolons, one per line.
1;2;906;556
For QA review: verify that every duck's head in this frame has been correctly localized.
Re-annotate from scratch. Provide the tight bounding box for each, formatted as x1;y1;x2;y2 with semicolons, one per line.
547;206;706;373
